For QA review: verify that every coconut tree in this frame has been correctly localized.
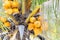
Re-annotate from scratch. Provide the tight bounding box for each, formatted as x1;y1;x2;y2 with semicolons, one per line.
0;0;59;40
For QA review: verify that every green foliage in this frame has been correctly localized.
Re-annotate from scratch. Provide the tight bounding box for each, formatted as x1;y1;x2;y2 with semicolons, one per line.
31;0;48;10
0;0;2;8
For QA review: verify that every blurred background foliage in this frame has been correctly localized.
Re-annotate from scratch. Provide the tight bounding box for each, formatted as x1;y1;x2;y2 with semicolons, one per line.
0;0;2;8
0;0;59;40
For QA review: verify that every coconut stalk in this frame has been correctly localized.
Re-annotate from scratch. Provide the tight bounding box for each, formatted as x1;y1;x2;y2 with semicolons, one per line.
22;0;32;15
25;5;40;23
22;0;25;14
21;0;32;40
